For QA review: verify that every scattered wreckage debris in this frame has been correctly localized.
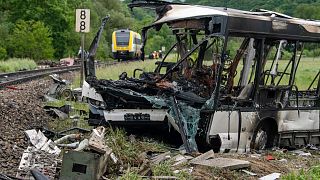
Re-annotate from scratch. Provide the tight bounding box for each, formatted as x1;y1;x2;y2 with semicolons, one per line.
259;173;281;180
43;104;71;120
191;157;250;170
0;79;54;176
17;129;61;179
15;127;116;180
60;126;116;180
17;147;60;179
47;74;82;101
4;117;320;180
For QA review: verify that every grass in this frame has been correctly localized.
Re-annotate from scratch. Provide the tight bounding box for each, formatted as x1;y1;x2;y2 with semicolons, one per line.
265;57;320;90
152;161;174;176
0;58;37;73
72;54;179;87
211;57;320;90
120;168;143;180
45;100;89;113
282;166;320;180
96;60;157;80
72;60;159;87
105;127;168;166
45;100;91;132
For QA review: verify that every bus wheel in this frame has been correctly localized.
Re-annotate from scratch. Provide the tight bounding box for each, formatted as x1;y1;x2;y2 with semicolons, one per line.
60;89;73;100
251;119;277;151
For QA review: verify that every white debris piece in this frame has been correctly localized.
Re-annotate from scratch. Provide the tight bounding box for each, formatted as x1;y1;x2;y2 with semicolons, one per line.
18;146;34;170
74;139;89;151
172;154;193;166
25;129;48;149
299;152;312;157
278;159;288;163
259;173;281;180
242;169;257;176
25;129;61;155
41;139;61;155
110;152;118;164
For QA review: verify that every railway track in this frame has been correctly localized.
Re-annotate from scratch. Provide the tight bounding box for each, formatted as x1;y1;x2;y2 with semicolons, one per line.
0;59;142;88
0;65;81;88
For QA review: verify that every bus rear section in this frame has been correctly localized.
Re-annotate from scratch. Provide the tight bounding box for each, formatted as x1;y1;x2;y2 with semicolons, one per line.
112;29;141;61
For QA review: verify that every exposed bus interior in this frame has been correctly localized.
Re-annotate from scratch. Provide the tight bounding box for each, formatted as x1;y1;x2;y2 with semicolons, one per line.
85;2;320;153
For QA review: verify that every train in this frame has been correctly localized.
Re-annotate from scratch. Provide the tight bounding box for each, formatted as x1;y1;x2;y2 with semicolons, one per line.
112;29;142;61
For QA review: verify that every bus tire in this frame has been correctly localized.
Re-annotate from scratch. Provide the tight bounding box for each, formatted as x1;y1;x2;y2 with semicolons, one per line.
250;118;277;151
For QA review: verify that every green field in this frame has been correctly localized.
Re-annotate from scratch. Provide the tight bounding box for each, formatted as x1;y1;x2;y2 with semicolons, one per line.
0;58;37;73
235;57;320;90
96;60;158;80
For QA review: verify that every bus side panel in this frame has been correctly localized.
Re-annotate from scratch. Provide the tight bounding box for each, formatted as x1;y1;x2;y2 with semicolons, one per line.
278;110;320;132
208;111;257;152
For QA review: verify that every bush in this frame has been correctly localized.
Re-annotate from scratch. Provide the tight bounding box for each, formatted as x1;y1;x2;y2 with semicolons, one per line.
305;48;320;57
0;58;37;73
8;20;54;61
0;47;6;60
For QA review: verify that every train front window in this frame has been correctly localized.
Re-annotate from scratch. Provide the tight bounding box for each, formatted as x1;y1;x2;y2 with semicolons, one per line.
116;32;130;46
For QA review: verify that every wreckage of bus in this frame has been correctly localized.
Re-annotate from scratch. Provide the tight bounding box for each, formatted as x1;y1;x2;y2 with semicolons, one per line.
82;1;320;153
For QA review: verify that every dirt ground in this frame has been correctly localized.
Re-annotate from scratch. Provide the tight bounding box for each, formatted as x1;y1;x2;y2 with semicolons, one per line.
190;150;320;179
0;72;76;176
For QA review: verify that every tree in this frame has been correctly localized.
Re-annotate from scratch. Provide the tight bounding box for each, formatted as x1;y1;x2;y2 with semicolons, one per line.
294;3;320;20
0;47;6;60
8;20;54;60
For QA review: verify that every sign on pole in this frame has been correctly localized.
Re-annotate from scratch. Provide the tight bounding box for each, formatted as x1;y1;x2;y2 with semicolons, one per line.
76;9;90;87
75;9;90;33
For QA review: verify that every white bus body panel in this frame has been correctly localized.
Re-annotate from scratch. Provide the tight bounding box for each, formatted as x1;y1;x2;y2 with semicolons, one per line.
81;80;104;102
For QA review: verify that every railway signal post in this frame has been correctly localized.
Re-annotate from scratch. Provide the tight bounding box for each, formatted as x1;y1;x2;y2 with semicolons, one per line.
75;9;90;87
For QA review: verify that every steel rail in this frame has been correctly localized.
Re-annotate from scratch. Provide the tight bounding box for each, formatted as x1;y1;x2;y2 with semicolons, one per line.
0;60;149;88
0;65;81;88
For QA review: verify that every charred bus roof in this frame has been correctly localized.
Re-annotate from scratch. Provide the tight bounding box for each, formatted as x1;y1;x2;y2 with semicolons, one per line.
140;4;320;42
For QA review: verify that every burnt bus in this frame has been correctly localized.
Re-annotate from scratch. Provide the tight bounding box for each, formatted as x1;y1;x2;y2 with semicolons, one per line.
82;2;320;153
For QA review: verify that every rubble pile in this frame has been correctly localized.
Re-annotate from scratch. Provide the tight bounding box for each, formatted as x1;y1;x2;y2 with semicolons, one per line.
0;73;76;176
0;80;53;176
14;126;116;179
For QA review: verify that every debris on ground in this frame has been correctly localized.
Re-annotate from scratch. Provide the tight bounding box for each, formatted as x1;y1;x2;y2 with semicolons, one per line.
150;151;171;164
242;169;257;176
47;74;73;100
16;146;60;179
266;154;275;161
191;157;250;170
60;126;115;180
290;149;313;157
189;150;215;164
16;126;116;180
0;78;56;176
259;172;281;180
24;129;61;155
16;129;62;179
44;104;71;120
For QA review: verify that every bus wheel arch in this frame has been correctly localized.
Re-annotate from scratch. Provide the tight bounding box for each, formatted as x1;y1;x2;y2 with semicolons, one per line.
250;117;278;151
